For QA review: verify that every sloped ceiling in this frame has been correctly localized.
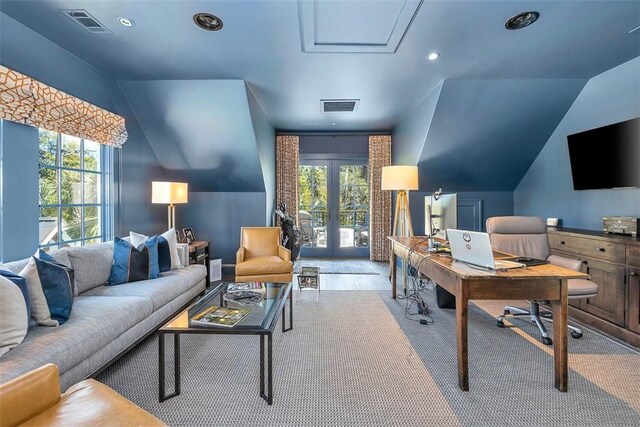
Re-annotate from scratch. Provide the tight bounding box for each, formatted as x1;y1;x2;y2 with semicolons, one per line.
393;78;588;191
118;80;266;192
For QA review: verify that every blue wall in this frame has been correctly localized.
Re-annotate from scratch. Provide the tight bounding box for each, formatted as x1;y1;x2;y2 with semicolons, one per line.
0;12;165;259
0;121;39;260
409;191;514;235
392;82;442;165
515;57;640;230
299;134;369;158
247;84;276;224
181;192;267;264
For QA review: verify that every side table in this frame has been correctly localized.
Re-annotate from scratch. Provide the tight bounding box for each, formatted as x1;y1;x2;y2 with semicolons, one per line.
189;241;210;285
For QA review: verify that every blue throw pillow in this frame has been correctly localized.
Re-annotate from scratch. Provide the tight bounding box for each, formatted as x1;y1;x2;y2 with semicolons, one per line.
0;269;31;321
108;236;159;286
33;251;75;324
157;236;172;273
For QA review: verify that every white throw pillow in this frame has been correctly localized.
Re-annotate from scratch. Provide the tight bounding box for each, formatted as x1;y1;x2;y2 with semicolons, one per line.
0;276;29;357
18;258;58;327
130;228;182;269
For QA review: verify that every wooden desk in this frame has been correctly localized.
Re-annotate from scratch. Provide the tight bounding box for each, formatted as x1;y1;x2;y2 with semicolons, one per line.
388;236;589;392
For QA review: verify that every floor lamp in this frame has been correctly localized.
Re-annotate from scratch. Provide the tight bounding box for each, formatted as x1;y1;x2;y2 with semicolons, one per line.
382;166;419;295
152;181;189;230
381;166;419;237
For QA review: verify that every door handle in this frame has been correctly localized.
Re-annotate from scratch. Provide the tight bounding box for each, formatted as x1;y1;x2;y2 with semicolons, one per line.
596;247;605;253
631;271;638;277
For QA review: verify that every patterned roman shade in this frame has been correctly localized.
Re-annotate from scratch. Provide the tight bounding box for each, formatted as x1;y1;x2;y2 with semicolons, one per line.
368;135;392;261
276;134;300;224
0;65;127;147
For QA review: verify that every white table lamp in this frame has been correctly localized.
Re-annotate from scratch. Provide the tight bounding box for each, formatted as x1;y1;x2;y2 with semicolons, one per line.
152;181;188;230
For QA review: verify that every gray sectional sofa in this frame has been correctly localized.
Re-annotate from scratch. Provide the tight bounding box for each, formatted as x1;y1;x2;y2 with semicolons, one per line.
0;241;206;390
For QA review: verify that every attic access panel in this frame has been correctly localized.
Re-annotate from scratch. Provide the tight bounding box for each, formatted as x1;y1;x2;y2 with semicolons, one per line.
298;0;423;53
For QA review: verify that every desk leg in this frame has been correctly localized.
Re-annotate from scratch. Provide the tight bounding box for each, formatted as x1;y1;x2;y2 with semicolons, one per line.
390;244;397;299
456;278;469;391
552;279;568;392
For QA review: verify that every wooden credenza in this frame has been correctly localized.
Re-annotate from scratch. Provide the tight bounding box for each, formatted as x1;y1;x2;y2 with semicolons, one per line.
548;227;640;348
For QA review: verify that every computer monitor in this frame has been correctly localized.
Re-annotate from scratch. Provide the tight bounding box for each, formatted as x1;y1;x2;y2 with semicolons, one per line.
425;193;457;239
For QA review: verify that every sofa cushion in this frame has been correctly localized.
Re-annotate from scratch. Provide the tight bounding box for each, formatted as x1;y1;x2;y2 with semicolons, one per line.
66;243;113;294
108;237;160;286
33;252;75;325
0;295;153;385
0;248;69;276
83;265;206;311
0;276;28;357
19;258;58;327
236;256;293;276
0;270;30;320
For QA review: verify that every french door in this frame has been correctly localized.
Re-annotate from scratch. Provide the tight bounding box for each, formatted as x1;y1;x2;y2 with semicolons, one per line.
298;160;369;258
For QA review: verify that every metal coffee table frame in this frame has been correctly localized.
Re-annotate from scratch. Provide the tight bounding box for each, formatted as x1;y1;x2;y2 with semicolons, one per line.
158;282;293;405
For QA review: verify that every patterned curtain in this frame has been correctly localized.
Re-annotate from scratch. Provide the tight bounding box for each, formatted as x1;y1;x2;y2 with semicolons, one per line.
276;134;300;224
0;65;127;147
369;135;392;261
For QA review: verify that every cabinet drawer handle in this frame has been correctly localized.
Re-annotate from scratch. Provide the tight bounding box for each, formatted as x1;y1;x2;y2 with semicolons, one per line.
596;247;605;252
559;241;566;245
631;272;638;277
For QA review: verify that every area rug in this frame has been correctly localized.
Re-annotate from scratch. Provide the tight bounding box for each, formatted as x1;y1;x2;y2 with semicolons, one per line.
293;257;386;275
96;289;640;426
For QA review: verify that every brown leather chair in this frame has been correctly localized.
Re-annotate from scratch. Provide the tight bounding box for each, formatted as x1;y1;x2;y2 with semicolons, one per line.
0;364;165;427
487;216;599;345
235;227;293;283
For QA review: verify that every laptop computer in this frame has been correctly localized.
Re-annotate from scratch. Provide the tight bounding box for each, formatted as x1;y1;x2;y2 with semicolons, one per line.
446;229;525;271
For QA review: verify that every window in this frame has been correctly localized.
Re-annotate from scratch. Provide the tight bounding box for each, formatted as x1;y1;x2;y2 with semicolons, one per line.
38;129;114;250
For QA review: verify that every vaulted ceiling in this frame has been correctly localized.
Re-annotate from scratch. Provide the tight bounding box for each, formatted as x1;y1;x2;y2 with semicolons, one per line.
1;0;638;192
1;0;638;131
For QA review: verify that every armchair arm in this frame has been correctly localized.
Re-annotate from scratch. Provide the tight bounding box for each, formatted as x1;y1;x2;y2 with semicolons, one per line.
548;254;583;272
278;245;291;262
236;246;246;264
0;364;61;427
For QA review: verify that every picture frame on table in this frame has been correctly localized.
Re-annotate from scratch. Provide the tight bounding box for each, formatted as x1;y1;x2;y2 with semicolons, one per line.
182;228;196;243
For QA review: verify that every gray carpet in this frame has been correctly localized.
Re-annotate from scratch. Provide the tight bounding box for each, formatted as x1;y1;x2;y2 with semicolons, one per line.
96;290;640;426
294;258;386;274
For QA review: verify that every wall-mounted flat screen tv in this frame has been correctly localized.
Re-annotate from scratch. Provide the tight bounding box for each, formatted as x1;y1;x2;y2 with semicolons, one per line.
567;117;640;190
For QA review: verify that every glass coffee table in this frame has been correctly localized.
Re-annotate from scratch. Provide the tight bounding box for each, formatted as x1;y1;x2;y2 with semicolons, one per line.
158;282;293;405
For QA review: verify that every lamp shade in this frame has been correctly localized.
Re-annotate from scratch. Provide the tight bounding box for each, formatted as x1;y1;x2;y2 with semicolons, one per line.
381;166;419;191
152;181;188;204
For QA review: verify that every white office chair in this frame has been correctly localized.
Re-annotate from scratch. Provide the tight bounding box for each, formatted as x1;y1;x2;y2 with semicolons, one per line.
486;216;599;345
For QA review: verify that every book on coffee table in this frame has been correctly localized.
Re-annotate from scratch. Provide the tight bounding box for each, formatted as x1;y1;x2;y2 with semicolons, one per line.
191;306;251;328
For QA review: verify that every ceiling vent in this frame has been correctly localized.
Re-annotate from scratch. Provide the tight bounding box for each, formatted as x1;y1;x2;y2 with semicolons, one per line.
60;9;110;33
630;25;640;35
321;99;360;113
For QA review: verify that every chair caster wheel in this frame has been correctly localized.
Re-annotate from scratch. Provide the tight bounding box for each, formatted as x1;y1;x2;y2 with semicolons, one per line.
570;331;583;339
497;320;505;328
503;309;510;315
542;337;553;346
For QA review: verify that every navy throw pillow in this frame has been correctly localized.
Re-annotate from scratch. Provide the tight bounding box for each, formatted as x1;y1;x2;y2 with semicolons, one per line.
0;269;31;321
108;236;160;286
157;236;172;273
33;251;75;324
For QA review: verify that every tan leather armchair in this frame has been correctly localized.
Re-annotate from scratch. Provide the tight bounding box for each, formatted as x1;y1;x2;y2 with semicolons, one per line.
235;227;293;283
0;364;165;427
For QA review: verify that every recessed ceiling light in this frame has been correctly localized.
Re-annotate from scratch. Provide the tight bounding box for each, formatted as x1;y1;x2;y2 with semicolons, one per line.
505;11;539;30
193;13;223;31
118;17;134;27
427;52;440;61
331;122;336;126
